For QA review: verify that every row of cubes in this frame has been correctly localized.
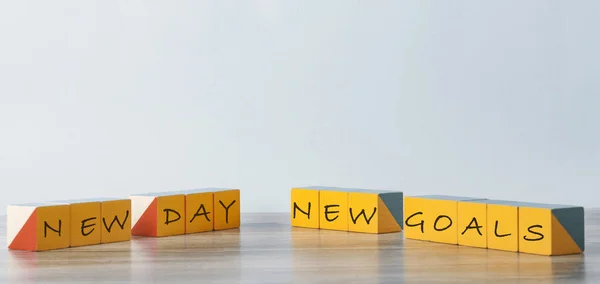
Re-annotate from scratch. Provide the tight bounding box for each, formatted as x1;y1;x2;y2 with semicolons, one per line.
290;186;404;233
404;195;585;256
7;188;240;251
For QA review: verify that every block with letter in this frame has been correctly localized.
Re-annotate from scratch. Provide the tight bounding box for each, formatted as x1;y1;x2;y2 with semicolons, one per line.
7;202;71;251
485;200;520;252
404;195;486;244
318;187;349;231
213;188;240;231
517;202;584;256
290;187;320;229
51;199;102;247
50;197;131;245
457;200;488;249
182;189;215;234
100;198;132;243
348;189;403;234
130;192;185;237
167;188;215;234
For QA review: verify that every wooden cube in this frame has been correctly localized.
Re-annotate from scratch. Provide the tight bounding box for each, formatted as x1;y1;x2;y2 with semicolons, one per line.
213;188;240;231
348;189;403;234
318;187;349;231
130;192;185;237
517;202;584;256
7;202;70;251
169;188;215;234
457;200;488;248
51;199;102;247
485;200;520;252
404;195;486;244
100;198;132;243
50;197;131;246
290;187;319;229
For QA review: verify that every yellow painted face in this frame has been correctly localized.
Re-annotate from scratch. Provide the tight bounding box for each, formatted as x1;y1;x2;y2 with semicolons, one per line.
156;195;186;237
457;201;487;248
290;188;319;229
214;189;240;230
426;199;461;245
348;192;379;233
403;196;428;241
36;205;70;251
69;202;102;247
101;199;132;243
185;192;214;233
319;190;348;231
487;203;518;252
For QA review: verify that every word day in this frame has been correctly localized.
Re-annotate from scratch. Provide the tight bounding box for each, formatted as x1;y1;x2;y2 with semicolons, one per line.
7;188;241;251
290;186;404;234
130;188;240;237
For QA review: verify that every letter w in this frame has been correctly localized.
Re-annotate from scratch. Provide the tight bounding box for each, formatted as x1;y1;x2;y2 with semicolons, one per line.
349;208;377;224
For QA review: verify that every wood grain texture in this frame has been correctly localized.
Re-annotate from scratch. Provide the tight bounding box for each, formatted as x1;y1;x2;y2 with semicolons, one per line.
1;210;599;283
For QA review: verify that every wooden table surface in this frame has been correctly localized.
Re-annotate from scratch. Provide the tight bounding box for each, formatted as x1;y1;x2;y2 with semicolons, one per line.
1;210;599;283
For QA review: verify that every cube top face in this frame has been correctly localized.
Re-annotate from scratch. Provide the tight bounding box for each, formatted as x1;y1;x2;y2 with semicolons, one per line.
509;202;582;210
295;186;355;193
169;188;237;195
459;199;583;211
131;188;237;198
412;195;485;202
349;189;403;195
51;198;119;204
206;188;238;192
294;186;401;194
10;202;68;208
462;199;584;210
130;191;185;197
295;186;344;191
461;199;515;205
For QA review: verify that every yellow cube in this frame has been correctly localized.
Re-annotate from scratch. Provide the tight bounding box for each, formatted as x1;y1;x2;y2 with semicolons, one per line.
318;188;349;231
517;202;584;256
51;199;102;247
403;196;429;241
100;198;132;243
213;188;240;231
404;195;486;244
183;189;214;234
130;192;186;237
7;202;71;251
290;187;319;229
348;190;403;234
457;200;487;248
486;201;519;252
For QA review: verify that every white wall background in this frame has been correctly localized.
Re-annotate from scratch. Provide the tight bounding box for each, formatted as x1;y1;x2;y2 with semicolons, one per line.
1;1;599;213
